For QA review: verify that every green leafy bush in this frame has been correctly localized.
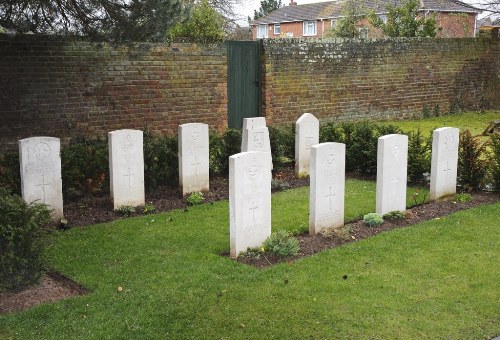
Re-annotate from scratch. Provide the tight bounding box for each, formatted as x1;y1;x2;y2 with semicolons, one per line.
458;130;488;192
262;230;300;257
209;129;241;177
363;213;384;227
489;135;500;193
407;129;431;184
271;179;291;192
0;187;52;291
348;122;379;176
422;104;431;118
187;192;204;205
143;129;178;190
61;135;109;199
319;121;345;144
142;203;157;215
0;152;21;194
115;205;136;216
383;210;406;220
454;193;472;203
269;124;295;169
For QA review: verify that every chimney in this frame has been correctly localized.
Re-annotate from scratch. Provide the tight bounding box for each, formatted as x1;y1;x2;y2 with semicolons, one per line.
289;0;297;6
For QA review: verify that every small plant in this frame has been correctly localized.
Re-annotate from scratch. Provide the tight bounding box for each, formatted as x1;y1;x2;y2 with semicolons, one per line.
142;203;156;215
454;193;472;203
363;213;384;227
433;104;440;117
0;187;52;291
271;179;291;191
411;189;428;206
322;226;352;241
241;247;264;260
383;210;406;221
407;129;431;184
116;205;136;217
187;192;204;206
422;104;431;118
262;230;300;257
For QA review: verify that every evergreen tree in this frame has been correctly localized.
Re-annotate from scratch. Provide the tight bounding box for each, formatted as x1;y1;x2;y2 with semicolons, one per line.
253;0;282;20
368;0;439;37
170;0;224;41
0;0;185;42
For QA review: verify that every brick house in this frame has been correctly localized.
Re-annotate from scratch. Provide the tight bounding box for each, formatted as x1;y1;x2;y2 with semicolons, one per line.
251;0;479;39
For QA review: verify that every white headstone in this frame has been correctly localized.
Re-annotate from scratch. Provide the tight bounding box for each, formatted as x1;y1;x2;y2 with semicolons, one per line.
241;117;266;151
430;127;459;200
19;137;64;219
245;126;273;170
229;151;271;259
108;129;145;209
309;143;346;235
295;113;319;177
178;123;209;196
376;134;408;216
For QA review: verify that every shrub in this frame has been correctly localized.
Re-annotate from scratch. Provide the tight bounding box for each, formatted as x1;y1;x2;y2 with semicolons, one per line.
376;124;403;136
489;135;500;193
142;203;156;215
383;210;406;220
271;179;291;192
262;230;300;257
268;124;294;170
458;130;488;192
434;104;441;117
319;121;344;144
422;104;431;118
210;129;241;177
363;213;384;227
407;129;431;184
143;129;178;190
0;152;21;195
0;187;52;291
61;135;109;199
348;122;379;176
187;192;204;205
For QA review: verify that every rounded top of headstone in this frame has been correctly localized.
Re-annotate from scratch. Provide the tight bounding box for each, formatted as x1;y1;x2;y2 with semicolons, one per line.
19;136;60;144
311;142;345;150
179;122;209;128
434;127;459;133
108;129;143;136
378;133;408;141
296;112;319;124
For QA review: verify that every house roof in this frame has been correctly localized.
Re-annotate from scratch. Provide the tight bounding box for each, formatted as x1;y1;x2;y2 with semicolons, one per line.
251;0;479;25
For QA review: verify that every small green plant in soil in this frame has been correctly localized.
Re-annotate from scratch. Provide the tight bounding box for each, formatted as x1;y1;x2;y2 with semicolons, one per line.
271;179;291;191
186;192;204;206
115;205;136;217
363;213;384;227
262;230;300;257
321;226;352;241
142;203;157;215
454;193;472;203
383;210;406;221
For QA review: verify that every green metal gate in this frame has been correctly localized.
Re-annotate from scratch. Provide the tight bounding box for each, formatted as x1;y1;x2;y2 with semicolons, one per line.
226;41;262;129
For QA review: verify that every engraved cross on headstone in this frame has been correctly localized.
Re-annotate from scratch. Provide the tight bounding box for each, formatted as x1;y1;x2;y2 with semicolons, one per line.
249;201;259;223
123;167;135;188
191;156;201;177
325;186;336;210
35;173;50;202
391;175;400;196
443;161;453;184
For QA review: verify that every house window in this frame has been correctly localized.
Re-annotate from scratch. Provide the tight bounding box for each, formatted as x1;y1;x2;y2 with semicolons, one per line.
257;25;268;39
378;14;388;24
358;27;368;39
331;19;337;30
274;24;281;35
303;21;317;36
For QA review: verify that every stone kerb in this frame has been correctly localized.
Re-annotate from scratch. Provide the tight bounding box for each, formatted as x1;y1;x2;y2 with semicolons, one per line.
19;136;64;219
430;127;459;200
309;142;346;235
295;113;319;178
229;151;271;259
108;129;145;209
178;123;209;196
241;117;266;151
376;134;408;216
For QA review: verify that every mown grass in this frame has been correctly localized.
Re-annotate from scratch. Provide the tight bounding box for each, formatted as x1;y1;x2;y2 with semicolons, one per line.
384;110;499;136
1;179;499;339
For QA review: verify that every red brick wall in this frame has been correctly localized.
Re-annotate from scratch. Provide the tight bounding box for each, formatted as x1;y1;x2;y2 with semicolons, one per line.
435;12;476;38
0;35;227;152
262;37;499;125
1;34;498;153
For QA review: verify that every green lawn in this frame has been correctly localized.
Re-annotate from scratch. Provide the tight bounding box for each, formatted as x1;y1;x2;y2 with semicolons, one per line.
1;179;499;339
384;110;499;136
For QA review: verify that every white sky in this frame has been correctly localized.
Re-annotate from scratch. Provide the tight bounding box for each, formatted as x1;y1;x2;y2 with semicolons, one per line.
234;0;494;26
